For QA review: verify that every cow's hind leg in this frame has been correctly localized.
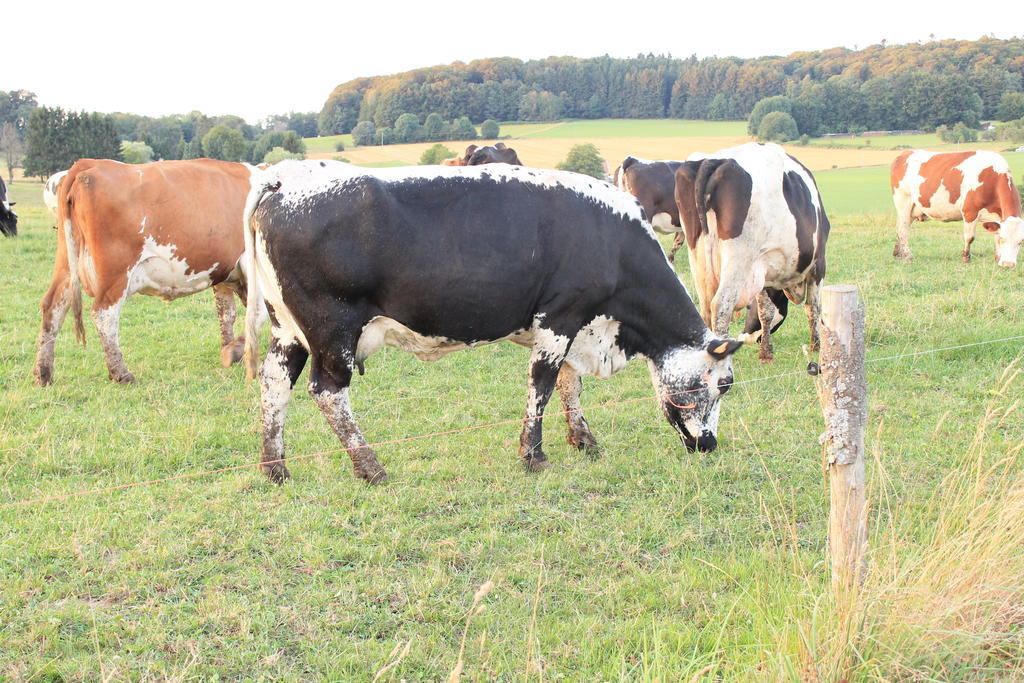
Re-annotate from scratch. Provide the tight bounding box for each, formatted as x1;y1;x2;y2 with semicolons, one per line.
308;354;386;484
92;290;135;384
34;272;72;386
804;278;821;353
556;364;599;456
667;232;686;262
214;284;244;367
259;334;309;483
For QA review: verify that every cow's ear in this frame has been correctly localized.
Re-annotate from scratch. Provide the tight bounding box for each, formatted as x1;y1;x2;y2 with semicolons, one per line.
983;221;1000;233
707;338;744;360
494;142;506;150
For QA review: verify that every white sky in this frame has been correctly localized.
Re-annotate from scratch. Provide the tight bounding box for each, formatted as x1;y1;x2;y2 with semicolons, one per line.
5;0;1019;125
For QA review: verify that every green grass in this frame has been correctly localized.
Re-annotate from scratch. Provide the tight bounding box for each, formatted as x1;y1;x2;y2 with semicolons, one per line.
509;119;747;139
1;174;1023;679
302;134;354;154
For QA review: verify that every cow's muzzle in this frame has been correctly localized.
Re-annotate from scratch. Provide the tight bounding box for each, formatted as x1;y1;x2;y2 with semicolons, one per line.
682;430;717;453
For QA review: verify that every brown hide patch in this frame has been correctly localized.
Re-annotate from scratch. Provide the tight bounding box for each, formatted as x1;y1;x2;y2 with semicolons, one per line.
917;152;972;208
706;161;752;241
890;151;911;191
963;166;1013;224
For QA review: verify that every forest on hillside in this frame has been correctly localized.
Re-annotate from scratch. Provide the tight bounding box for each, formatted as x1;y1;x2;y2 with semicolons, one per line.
318;38;1024;137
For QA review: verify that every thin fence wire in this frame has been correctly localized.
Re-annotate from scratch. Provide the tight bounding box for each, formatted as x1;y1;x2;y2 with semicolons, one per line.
2;333;1022;512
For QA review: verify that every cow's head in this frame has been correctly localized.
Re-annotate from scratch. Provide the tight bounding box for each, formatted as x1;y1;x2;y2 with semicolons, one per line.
647;338;743;452
466;143;521;166
986;216;1024;267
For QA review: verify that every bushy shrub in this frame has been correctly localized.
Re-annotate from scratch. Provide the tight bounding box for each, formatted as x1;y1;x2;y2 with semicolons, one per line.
555;143;605;179
757;111;799;142
420;143;457;165
120;141;154;164
263;147;303;164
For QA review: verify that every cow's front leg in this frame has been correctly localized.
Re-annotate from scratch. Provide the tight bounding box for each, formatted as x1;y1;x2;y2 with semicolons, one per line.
214;283;244;367
961;219;977;263
892;197;914;260
259;335;309;483
556;363;599;456
755;290;778;363
308;355;387;484
520;349;565;472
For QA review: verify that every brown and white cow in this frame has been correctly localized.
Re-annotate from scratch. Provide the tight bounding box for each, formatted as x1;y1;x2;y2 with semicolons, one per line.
672;143;830;362
33;158;264;386
891;149;1024;267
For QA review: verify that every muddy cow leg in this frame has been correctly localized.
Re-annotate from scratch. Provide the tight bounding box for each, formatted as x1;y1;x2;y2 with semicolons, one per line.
667;231;686;262
961;219;977;263
258;333;309;483
804;279;821;353
34;271;72;386
91;283;136;384
556;363;600;456
519;339;571;472
755;290;778;363
308;353;387;485
214;283;245;367
892;196;914;260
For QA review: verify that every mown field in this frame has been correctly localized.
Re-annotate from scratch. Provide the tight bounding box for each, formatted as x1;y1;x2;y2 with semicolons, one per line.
304;119;1012;172
1;148;1023;679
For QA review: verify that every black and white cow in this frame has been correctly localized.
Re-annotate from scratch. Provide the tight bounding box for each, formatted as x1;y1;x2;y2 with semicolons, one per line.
243;160;743;484
672;143;830;362
0;176;17;237
614;154;790;345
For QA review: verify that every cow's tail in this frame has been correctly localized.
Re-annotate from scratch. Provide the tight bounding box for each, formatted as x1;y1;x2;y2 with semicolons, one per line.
693;158;729;240
58;170;86;347
242;168;280;381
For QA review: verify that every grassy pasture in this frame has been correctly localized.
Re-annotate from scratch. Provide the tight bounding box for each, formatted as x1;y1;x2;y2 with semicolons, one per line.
804;131;1016;152
1;154;1023;680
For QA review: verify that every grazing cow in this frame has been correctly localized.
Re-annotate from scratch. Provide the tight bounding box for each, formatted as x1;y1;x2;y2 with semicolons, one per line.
466;142;521;166
242;160;743;484
614;155;789;343
43;170;68;218
890;149;1024;267
34;158;265;386
673;143;830;362
0;176;17;237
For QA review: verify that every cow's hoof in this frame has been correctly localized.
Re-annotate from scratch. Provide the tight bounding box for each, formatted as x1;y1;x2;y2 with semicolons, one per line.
523;455;549;472
567;430;601;457
34;366;53;387
893;246;912;260
220;340;245;367
113;371;137;384
961;253;971;263
262;462;290;484
355;463;388;485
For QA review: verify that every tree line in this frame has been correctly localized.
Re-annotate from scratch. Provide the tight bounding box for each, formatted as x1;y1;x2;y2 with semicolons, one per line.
319;38;1024;136
1;91;318;181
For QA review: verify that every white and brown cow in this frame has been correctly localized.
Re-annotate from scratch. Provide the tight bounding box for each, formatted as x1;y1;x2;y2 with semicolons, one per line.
891;149;1024;267
672;142;830;363
33;158;264;386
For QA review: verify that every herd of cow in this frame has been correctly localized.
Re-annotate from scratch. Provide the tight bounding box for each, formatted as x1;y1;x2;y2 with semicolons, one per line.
2;141;1022;485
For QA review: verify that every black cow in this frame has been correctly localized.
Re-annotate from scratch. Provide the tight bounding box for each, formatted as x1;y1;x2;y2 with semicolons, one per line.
614;155;788;345
466;142;521;166
0;176;17;237
243;161;742;484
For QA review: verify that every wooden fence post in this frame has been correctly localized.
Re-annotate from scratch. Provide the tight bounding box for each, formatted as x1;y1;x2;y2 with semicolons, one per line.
817;284;868;598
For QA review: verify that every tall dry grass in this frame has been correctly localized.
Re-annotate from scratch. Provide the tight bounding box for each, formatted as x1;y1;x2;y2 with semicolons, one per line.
777;362;1024;680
